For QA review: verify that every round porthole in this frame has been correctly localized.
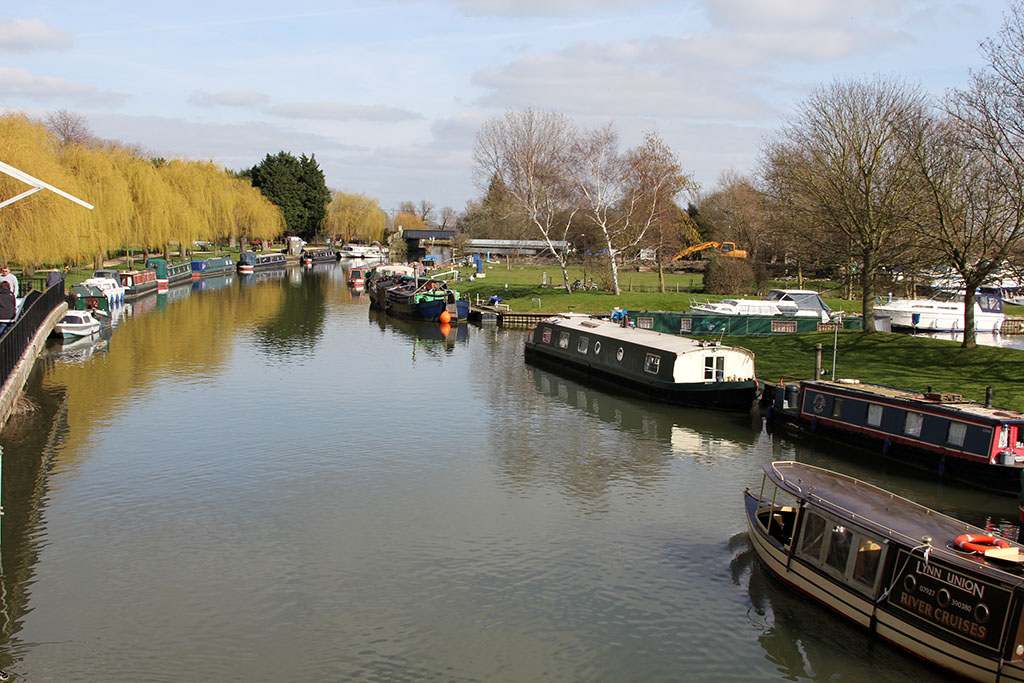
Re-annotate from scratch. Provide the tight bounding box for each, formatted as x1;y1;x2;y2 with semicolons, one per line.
594;341;601;354
616;347;624;362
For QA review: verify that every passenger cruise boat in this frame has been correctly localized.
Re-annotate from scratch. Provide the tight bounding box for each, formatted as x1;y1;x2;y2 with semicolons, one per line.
767;379;1024;494
874;293;1004;333
746;460;1024;682
524;315;758;411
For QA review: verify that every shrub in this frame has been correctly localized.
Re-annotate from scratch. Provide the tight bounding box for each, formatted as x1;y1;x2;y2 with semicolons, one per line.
703;255;756;294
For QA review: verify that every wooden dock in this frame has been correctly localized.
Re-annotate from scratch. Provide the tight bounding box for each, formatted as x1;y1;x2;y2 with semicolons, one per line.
468;305;549;327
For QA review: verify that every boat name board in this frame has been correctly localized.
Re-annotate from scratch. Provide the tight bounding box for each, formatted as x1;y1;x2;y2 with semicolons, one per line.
886;549;1011;651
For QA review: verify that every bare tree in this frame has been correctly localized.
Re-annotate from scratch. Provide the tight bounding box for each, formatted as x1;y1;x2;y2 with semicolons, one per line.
570;126;692;295
439;206;456;229
761;76;927;329
44;109;95;147
473;108;577;290
417;200;436;224
699;171;771;263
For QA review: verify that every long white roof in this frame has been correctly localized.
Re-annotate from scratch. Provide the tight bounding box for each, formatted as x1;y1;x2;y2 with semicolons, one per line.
543;315;752;357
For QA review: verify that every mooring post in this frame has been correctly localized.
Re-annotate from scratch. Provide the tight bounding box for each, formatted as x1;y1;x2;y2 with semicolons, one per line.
814;344;822;379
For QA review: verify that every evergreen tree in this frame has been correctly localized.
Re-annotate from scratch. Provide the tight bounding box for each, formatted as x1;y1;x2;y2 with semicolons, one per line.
249;152;329;240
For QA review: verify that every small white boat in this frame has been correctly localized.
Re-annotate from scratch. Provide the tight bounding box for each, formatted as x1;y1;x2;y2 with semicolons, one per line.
690;289;832;322
53;311;102;339
337;244;385;260
874;293;1004;333
81;275;126;306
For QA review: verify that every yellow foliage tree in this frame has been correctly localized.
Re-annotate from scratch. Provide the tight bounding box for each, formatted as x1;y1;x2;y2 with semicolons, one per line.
323;191;387;243
393;211;425;233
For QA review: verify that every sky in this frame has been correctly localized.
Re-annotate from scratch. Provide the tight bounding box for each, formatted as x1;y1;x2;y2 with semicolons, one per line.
0;1;1012;216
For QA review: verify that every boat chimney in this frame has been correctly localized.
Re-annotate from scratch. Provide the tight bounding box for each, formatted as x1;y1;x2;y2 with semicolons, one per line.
926;385;933;394
814;344;822;379
986;387;993;408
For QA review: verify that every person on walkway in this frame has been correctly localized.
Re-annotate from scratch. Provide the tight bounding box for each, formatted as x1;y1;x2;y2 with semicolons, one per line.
0;266;18;298
0;281;16;336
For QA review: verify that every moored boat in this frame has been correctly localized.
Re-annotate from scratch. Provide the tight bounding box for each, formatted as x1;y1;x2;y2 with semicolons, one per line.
347;264;373;289
73;274;126;312
191;256;234;280
93;267;158;300
338;244;385;260
238;251;287;274
301;248;337;266
524;315;759;411
745;460;1024;683
874;293;1004;333
146;257;192;290
365;265;415;310
52;310;101;339
690;289;833;323
767;378;1024;494
383;278;469;323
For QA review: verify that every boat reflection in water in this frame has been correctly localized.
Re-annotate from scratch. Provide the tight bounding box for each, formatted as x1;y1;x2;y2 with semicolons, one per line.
368;308;468;354
191;273;235;293
45;333;109;364
527;363;758;461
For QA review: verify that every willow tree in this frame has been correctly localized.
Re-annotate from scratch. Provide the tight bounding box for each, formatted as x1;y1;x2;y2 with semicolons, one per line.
761;76;928;330
323;191;387;243
0;113;86;265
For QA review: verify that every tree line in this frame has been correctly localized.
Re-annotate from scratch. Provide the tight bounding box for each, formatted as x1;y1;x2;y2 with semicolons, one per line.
466;1;1024;347
0;113;285;270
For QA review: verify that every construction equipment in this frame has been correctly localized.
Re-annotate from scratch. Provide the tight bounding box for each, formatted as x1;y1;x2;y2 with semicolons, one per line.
670;241;747;261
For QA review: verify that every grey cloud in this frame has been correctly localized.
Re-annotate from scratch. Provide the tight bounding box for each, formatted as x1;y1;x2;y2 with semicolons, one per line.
0;18;72;52
0;66;127;105
452;0;667;16
189;90;271;108
264;102;424;122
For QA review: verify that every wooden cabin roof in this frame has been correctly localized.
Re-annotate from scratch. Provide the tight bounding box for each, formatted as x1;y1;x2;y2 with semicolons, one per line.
765;461;1024;582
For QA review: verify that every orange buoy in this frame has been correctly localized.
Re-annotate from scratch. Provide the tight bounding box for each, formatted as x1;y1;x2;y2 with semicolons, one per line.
440;310;451;324
440;323;451;336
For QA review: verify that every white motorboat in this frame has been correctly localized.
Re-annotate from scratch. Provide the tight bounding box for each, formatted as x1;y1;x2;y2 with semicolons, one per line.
53;311;102;339
689;289;832;322
337;244;385;260
81;275;126;306
874;293;1005;332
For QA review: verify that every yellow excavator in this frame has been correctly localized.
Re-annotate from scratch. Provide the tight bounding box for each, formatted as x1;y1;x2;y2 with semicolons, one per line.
670;241;748;260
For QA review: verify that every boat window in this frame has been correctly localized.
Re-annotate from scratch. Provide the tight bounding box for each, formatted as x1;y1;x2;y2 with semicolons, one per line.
831;398;844;418
770;320;798;333
999;426;1009;450
947;421;967;447
1016;427;1024;450
558;332;570;349
799;512;827;560
680;319;692;332
903;412;923;438
616;347;624;362
542;329;552;344
577;336;589;354
866;404;883;427
594;341;601;354
638;317;654;329
644;353;661;374
825;524;853;574
852;537;884;589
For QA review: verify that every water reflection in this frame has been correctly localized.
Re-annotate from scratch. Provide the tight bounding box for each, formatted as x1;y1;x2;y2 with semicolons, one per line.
368;308;468;354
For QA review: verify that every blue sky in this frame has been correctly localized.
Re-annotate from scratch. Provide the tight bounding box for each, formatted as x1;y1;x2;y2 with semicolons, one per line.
0;1;1010;215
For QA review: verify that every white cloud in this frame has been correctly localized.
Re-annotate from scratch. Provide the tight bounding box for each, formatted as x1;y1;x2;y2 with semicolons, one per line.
0;17;72;52
264;102;424;122
0;66;127;105
189;90;271;108
451;0;667;17
697;0;924;30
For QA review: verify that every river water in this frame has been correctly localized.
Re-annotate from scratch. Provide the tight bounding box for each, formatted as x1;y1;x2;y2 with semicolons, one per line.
0;262;1014;681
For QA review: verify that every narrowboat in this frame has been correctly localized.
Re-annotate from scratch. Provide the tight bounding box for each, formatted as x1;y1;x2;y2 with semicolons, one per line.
301;248;337;266
746;460;1024;683
93;268;158;300
347;264;376;289
365;266;414;310
238;251;287;274
524;315;759;411
383;278;469;323
767;379;1024;494
191;256;234;280
146;258;192;290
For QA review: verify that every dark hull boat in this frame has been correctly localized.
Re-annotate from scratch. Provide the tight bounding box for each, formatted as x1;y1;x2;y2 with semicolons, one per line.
767;379;1024;495
146;258;192;290
238;251;287;273
746;460;1024;683
191;256;234;280
524;315;758;411
301;248;337;266
383;280;469;323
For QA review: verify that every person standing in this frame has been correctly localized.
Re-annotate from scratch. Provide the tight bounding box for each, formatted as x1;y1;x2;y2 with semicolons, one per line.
0;281;16;336
0;266;18;298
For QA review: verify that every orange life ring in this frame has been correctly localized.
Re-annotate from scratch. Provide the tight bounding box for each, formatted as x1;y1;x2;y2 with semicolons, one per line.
955;534;1010;554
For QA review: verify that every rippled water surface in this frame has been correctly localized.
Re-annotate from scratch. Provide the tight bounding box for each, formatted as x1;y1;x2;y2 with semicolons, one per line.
0;264;1012;681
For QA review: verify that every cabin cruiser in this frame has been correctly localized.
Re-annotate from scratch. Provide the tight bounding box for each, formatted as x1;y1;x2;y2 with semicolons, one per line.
874;293;1004;333
689;289;832;323
53;311;101;339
